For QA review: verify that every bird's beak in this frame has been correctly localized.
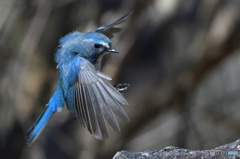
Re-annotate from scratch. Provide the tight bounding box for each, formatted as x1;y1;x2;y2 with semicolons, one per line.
107;48;119;54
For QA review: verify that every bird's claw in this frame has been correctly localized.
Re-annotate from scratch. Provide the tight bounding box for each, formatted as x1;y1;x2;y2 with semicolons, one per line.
114;83;130;94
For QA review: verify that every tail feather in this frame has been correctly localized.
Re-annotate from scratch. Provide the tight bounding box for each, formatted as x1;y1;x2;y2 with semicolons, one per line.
26;106;54;146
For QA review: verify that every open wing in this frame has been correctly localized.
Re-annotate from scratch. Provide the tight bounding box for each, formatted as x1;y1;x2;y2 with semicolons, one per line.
93;12;132;39
67;59;129;140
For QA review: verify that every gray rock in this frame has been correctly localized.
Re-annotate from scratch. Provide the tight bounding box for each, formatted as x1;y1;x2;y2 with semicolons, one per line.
113;139;240;159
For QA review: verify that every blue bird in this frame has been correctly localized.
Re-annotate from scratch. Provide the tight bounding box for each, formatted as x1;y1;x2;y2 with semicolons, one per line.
26;13;131;145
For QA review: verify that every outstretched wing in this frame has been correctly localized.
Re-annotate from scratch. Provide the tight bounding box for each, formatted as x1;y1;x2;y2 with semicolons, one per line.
67;58;129;140
93;12;132;39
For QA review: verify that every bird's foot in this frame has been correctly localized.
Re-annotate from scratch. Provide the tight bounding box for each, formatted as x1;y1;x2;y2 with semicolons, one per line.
114;83;130;94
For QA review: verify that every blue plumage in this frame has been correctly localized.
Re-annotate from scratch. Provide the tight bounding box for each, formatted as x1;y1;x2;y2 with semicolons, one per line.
26;13;131;145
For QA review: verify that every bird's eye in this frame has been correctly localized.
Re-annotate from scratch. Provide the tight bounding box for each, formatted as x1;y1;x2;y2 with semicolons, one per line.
94;44;101;49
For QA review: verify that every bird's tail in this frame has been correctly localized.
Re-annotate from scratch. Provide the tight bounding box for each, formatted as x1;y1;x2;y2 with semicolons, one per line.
26;105;54;146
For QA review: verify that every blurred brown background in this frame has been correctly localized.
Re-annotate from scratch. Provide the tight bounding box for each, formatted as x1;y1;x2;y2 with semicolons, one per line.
1;0;240;159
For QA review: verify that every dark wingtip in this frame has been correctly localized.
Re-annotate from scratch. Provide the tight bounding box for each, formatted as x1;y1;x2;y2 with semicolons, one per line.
110;11;133;26
116;11;133;22
122;11;133;19
93;11;133;33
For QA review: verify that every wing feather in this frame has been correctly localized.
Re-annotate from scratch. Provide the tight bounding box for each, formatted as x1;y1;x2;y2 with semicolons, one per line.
78;73;88;126
93;12;132;32
86;70;122;131
79;83;88;126
67;58;129;139
82;85;92;133
99;78;128;106
81;71;93;132
86;85;102;139
89;85;109;138
97;82;129;122
95;82;120;132
83;68;110;138
97;71;112;80
93;12;132;39
75;83;85;126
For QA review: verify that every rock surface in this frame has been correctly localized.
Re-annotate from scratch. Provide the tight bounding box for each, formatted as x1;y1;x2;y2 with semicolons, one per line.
113;139;240;159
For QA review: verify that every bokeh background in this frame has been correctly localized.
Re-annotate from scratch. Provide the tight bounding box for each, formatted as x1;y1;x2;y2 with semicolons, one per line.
1;0;240;158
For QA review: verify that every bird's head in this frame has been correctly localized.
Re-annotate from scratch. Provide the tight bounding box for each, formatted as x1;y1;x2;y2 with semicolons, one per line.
55;31;118;69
